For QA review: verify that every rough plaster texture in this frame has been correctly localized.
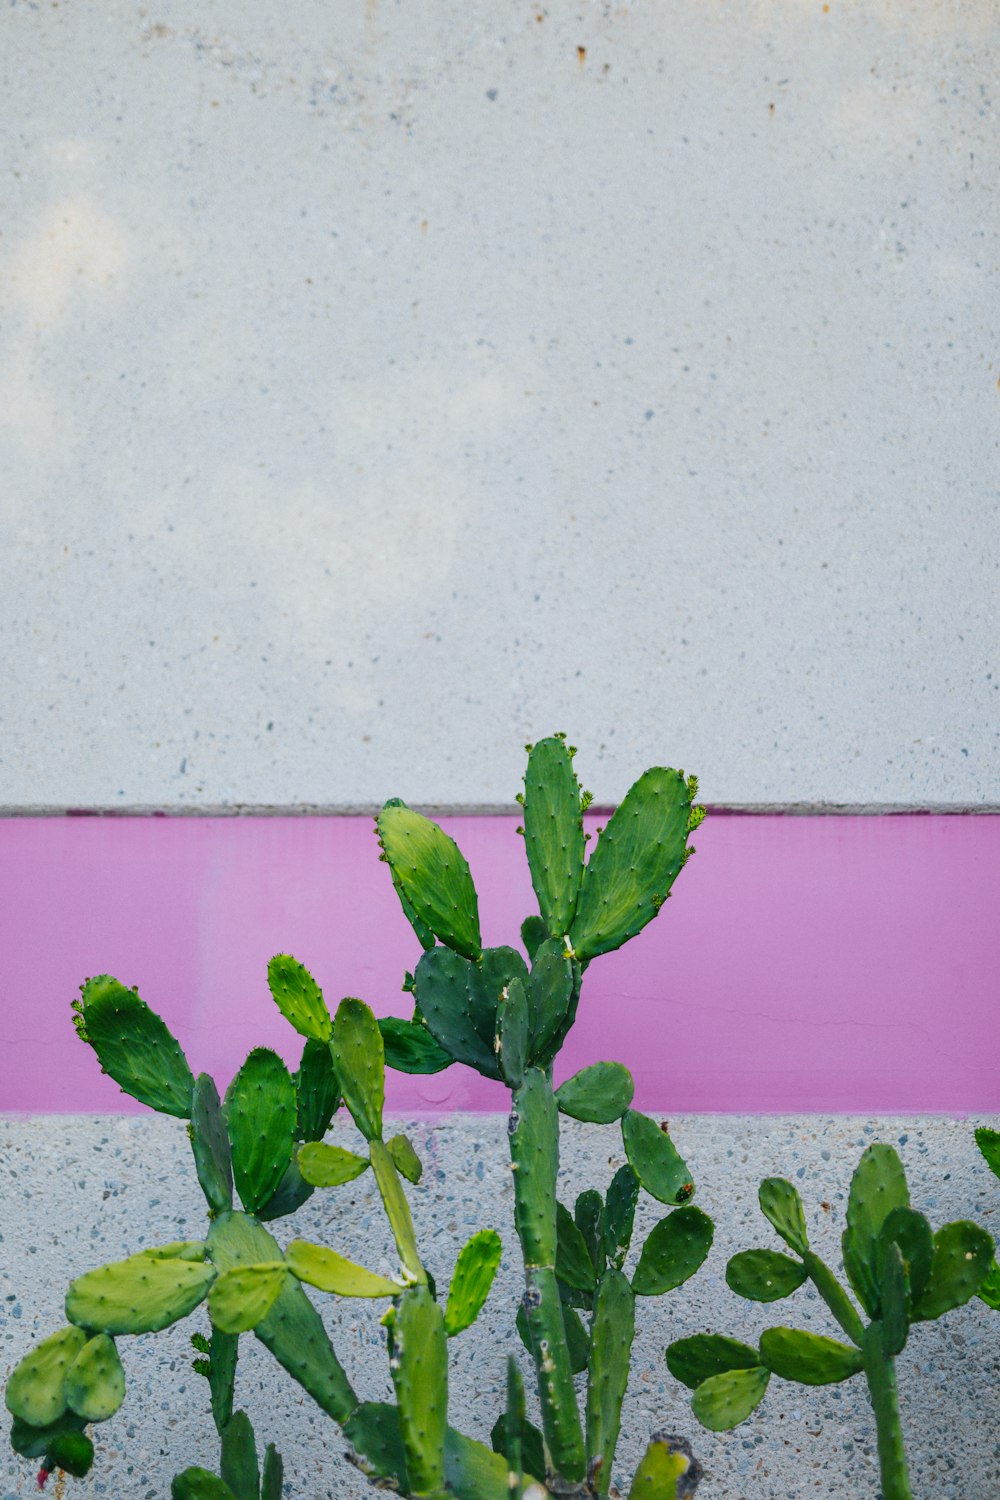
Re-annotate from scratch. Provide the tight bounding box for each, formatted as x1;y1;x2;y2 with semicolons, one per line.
3;1112;1000;1499
1;2;998;811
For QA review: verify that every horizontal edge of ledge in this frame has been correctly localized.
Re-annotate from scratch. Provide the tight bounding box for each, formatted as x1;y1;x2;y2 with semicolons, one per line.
0;802;999;818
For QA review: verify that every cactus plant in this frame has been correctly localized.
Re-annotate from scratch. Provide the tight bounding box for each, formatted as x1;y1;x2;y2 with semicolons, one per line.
667;1144;994;1500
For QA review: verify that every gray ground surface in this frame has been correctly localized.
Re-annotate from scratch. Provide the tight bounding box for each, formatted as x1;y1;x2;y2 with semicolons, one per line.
2;1112;999;1499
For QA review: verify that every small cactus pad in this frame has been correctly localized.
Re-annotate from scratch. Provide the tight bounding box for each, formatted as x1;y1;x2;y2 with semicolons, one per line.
379;1016;452;1075
370;1138;424;1282
209;1328;238;1432
266;953;332;1041
603;1163;641;1269
569;768;695;962
632;1207;714;1296
726;1249;808;1303
63;1334;125;1422
344;1400;410;1488
257;1155;315;1222
225;1048;296;1213
979;1256;1000;1310
492;1360;547;1485
208;1263;288;1333
759;1327;864;1384
191;1073;233;1215
444;1228;503;1335
575;1188;605;1275
842;1143;910;1317
79;974;195;1118
666;1334;762;1391
295;1037;341;1142
758;1178;810;1256
391;1285;448;1496
521;1266;586;1481
5;1326;87;1426
386;1132;423;1184
975;1125;1000;1181
414;947;498;1079
622;1111;695;1206
206;1211;357;1424
556;1200;598;1292
585;1267;635;1492
377;803;482;960
332;997;385;1141
286;1239;400;1298
629;1433;704;1500
912;1219;994;1320
690;1365;770;1431
496;977;529;1088
66;1249;215;1335
261;1443;283;1500
879;1240;910;1356
172;1470;240;1499
298;1141;370;1187
510;1069;559;1266
44;1427;94;1478
556;1061;634;1123
520;914;548;961
522;735;587;938
379;798;438;951
9;1410;87;1461
876;1206;933;1306
525;948;576;1066
220;1409;260;1500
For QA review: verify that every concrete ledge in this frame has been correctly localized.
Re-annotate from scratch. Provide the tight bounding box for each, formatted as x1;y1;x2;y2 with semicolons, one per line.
2;1113;999;1499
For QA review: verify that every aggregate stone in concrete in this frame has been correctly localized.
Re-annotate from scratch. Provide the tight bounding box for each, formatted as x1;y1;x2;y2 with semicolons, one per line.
2;1113;999;1498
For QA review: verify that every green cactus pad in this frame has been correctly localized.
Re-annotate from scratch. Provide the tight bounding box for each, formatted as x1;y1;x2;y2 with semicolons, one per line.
377;803;482;959
295;1037;341;1141
209;1328;238;1432
633;1206;714;1296
575;1188;605;1275
79;974;195;1118
491;1395;546;1489
759;1327;864;1384
206;1211;357;1424
386;1132;423;1184
556;1060;634;1123
63;1333;125;1422
444;1229;502;1335
286;1239;400;1298
261;1444;283;1500
221;1409;260;1500
379;1016;453;1074
379;799;439;952
172;1469;240;1500
266;953;332;1042
912;1219;994;1320
209;1263;288;1333
516;1296;589;1373
666;1333;762;1391
510;1069;559;1266
525;948;577;1066
413;947;499;1079
522;1266;586;1481
979;1256;1000;1310
522;735;587;938
45;1427;94;1477
879;1241;909;1356
976;1125;1000;1181
390;1285;448;1496
257;1156;315;1221
520;914;549;961
368;1137;425;1282
344;1400;410;1487
298;1140;370;1187
66;1250;215;1335
842;1143;910;1317
225;1048;296;1213
9;1410;87;1462
622;1111;695;1206
586;1267;635;1493
446;1424;529;1500
629;1434;703;1500
569;767;693;962
877;1206;933;1306
603;1163;641;1269
758;1178;809;1256
331;997;385;1141
190;1073;233;1215
556;1200;598;1292
690;1364;770;1431
726;1248;808;1303
5;1326;87;1426
496;976;529;1088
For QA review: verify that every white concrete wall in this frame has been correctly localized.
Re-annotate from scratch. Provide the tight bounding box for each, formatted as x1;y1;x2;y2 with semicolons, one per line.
2;1;997;810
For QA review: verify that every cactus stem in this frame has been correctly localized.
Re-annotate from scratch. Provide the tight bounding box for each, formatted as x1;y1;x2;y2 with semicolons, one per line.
862;1324;912;1500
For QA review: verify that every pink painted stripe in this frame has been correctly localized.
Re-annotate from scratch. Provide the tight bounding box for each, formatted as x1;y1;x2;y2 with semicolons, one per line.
1;814;998;1114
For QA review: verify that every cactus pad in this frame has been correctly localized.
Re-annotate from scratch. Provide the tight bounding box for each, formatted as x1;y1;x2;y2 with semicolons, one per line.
556;1061;634;1123
5;1326;87;1426
445;1229;503;1335
586;1267;635;1492
632;1207;714;1296
220;1409;260;1500
522;735;586;938
569;768;694;962
760;1327;864;1384
575;1188;605;1275
556;1200;598;1292
842;1143;910;1317
666;1333;762;1391
79;974;195;1118
912;1219;994;1320
286;1239;399;1298
63;1333;125;1422
521;1266;586;1481
877;1206;933;1305
975;1125;1000;1181
266;953;332;1041
370;1138;424;1282
209;1263;288;1334
525;948;576;1066
622;1111;695;1206
726;1248;808;1303
377;803;482;959
413;947;499;1079
379;1016;452;1074
603;1163;641;1269
261;1443;283;1500
520;914;548;961
66;1249;215;1335
298;1141;370;1187
510;1069;559;1266
629;1433;704;1500
225;1048;296;1214
496;977;529;1088
332;997;385;1141
44;1427;94;1478
191;1073;233;1215
690;1365;770;1431
391;1285;448;1496
386;1132;423;1184
758;1178;809;1256
172;1469;240;1499
295;1036;341;1142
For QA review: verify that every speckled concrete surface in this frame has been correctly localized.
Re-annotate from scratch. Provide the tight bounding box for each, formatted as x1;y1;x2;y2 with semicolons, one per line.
2;1112;999;1498
1;2;998;810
